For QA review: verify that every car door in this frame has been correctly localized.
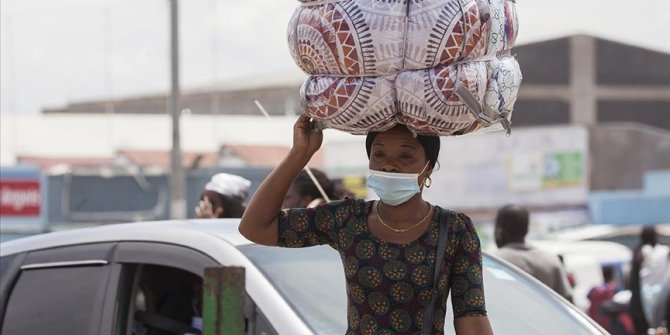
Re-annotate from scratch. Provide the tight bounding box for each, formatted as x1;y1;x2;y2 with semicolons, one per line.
102;241;217;335
105;241;279;335
0;243;117;335
0;240;279;335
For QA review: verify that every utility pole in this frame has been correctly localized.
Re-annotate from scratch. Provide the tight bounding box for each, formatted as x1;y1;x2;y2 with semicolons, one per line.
169;0;186;219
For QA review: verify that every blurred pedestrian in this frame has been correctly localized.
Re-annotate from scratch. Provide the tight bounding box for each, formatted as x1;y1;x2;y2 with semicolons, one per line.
588;266;619;329
494;204;573;301
195;172;251;218
652;275;670;335
332;178;356;200
282;168;339;209
630;225;670;334
190;172;252;333
588;266;635;335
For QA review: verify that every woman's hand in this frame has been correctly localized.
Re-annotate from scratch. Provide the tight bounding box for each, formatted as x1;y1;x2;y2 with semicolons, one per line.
292;114;323;159
239;114;323;246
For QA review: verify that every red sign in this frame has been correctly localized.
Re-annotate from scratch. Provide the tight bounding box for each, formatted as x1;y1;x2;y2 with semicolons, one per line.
0;180;41;217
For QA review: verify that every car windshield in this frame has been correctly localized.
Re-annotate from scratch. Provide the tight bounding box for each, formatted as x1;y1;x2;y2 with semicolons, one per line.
240;245;604;335
457;256;603;335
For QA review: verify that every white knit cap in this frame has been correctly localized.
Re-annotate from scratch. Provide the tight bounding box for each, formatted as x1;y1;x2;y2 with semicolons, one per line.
205;173;251;200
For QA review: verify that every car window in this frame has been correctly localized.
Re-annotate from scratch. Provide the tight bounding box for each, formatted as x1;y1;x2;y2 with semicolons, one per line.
112;242;275;335
1;264;110;335
0;254;17;281
0;253;24;330
120;264;202;335
113;242;213;335
241;245;605;335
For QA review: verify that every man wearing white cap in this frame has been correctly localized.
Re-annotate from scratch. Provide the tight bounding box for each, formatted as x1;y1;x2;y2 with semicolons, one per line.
195;173;251;218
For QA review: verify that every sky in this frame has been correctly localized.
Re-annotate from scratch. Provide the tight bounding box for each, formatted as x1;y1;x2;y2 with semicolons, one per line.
1;0;669;116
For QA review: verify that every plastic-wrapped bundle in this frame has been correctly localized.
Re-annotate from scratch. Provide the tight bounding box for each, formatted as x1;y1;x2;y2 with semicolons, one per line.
300;76;397;134
398;55;522;136
288;0;406;76
289;0;521;136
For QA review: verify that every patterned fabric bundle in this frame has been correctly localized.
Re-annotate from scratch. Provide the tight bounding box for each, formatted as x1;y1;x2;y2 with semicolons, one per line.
288;0;521;136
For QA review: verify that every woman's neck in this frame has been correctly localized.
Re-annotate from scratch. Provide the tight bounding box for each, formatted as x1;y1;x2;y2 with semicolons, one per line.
377;195;429;224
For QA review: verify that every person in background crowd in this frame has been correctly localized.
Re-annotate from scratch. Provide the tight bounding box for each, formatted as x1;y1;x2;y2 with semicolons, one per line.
588;266;635;335
282;168;339;209
195;172;251;218
494;205;573;301
332;178;356;200
651;270;670;335
189;172;252;334
630;225;670;334
588;266;619;329
662;287;670;334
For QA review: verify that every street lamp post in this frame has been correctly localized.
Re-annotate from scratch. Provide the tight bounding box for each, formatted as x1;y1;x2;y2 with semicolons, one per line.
169;0;185;219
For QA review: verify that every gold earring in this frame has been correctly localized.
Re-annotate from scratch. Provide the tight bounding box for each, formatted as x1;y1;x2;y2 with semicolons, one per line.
425;176;432;188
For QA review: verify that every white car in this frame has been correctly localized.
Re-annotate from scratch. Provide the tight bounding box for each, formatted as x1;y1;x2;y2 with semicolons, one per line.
0;220;607;335
547;223;670;250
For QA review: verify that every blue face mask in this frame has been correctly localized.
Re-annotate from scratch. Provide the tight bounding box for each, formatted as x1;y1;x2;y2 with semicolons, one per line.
367;163;430;206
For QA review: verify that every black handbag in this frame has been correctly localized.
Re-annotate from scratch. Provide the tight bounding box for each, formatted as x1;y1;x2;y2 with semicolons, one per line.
421;209;449;335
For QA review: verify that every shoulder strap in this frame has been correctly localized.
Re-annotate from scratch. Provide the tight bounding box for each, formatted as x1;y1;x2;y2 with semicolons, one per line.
421;208;450;335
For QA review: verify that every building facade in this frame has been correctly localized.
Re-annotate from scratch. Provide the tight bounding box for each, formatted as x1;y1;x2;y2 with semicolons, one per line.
43;35;670;131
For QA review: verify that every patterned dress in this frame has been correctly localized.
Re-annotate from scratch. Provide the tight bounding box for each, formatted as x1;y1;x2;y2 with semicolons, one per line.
277;198;487;335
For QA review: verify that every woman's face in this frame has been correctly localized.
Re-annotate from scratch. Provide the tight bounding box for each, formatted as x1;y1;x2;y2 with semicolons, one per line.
368;126;431;177
198;191;225;218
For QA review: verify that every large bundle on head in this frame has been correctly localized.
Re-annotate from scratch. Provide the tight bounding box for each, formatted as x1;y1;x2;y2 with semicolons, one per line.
288;0;521;136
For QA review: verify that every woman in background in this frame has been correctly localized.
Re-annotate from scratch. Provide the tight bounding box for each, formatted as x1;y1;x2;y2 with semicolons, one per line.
282;168;339;209
195;172;251;218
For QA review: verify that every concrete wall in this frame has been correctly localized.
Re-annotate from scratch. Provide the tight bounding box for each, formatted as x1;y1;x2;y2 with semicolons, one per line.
42;35;670;131
589;123;670;190
44;167;271;226
589;170;670;225
514;35;670;130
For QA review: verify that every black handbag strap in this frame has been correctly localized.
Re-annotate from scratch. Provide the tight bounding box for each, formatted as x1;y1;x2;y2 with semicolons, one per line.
422;208;450;335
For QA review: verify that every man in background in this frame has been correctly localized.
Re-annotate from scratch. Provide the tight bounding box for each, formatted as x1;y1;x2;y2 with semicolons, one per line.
494;204;573;301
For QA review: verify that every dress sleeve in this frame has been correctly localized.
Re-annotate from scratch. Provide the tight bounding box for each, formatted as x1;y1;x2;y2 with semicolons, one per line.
450;212;488;319
276;198;353;248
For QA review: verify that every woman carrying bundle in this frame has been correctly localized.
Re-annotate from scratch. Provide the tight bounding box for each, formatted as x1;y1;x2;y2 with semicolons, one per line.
239;115;493;335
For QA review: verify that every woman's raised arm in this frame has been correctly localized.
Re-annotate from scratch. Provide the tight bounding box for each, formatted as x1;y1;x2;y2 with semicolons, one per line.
238;115;323;245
